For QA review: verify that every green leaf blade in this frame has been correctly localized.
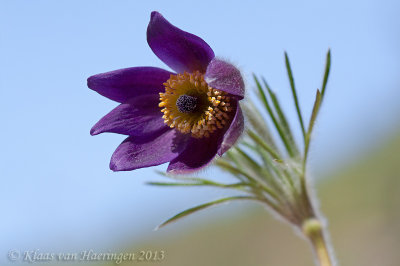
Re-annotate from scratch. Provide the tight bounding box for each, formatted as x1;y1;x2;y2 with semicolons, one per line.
262;78;299;157
156;196;257;229
253;74;296;157
304;89;322;167
242;101;276;149
147;181;249;189
321;49;331;99
247;129;281;160
285;52;306;140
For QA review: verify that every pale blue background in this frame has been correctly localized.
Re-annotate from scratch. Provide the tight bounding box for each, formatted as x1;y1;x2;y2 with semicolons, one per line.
1;0;399;263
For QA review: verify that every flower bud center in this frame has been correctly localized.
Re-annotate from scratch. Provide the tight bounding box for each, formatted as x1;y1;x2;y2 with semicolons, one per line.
176;94;198;113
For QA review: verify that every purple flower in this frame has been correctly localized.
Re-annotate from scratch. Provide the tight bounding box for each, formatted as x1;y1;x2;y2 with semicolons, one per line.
88;11;244;174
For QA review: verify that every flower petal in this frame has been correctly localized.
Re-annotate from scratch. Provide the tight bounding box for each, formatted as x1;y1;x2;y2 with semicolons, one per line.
147;11;215;73
167;135;222;174
205;58;245;99
90;94;167;137
110;129;189;171
87;67;173;103
218;103;244;156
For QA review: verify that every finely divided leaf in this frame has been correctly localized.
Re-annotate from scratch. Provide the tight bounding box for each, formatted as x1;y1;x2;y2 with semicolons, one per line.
147;181;248;189
242;101;276;149
156;196;257;229
304;90;322;166
285;52;306;140
247;130;281;160
253;74;296;157
262;78;299;157
321;49;331;99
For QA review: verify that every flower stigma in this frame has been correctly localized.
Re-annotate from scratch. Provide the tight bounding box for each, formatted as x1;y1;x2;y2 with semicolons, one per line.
176;94;198;113
159;71;233;138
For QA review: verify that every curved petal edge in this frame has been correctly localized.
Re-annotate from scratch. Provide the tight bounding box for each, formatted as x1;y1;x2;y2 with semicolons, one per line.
205;58;245;99
110;129;189;172
147;11;215;73
218;103;244;156
167;134;222;174
87;67;173;103
90;94;167;137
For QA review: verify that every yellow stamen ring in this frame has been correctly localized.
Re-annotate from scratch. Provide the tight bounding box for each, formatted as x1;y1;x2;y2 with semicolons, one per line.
159;71;233;138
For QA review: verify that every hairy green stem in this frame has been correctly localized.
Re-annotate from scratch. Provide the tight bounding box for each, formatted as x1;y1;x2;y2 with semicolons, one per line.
303;219;334;266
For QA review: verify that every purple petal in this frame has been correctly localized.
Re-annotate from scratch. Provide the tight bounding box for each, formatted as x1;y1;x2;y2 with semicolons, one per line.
218;103;244;156
147;11;215;73
87;67;173;103
90;94;167;137
205;58;245;99
110;129;189;171
167;135;222;174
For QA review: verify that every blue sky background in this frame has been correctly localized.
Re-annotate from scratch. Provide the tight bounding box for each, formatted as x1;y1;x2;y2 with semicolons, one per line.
1;0;399;263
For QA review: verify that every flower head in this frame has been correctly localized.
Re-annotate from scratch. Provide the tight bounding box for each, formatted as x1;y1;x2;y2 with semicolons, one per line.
88;11;244;173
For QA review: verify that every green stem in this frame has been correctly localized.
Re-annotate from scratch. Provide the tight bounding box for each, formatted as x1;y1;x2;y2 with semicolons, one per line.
303;219;334;266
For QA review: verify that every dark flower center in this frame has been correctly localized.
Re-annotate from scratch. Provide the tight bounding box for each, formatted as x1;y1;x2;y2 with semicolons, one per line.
176;94;198;113
160;71;232;138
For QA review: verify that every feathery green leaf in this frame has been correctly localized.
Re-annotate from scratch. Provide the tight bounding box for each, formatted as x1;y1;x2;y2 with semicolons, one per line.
247;130;281;160
242;101;276;148
285;52;306;140
156;196;258;229
321;49;331;99
147;181;249;189
262;78;299;156
304;90;322;167
253;74;296;157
